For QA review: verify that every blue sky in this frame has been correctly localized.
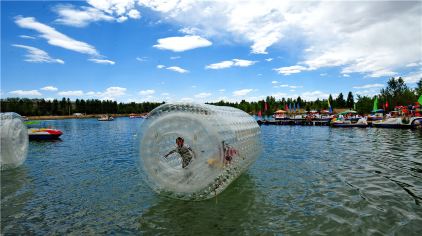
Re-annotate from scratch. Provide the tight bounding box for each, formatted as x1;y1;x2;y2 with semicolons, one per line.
1;0;421;103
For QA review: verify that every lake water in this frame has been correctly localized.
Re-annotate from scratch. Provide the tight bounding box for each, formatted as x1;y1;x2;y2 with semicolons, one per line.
1;118;422;235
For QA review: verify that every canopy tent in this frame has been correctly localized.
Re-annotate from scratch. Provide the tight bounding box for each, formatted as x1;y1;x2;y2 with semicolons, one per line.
274;110;286;114
338;110;357;115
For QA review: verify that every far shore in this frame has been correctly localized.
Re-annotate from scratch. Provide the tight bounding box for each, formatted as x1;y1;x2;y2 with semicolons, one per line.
27;113;148;120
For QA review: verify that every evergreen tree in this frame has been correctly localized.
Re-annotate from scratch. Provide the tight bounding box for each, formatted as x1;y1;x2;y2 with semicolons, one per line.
346;92;354;109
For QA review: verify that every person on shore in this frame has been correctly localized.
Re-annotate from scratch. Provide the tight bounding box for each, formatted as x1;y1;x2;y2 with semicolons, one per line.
164;137;195;168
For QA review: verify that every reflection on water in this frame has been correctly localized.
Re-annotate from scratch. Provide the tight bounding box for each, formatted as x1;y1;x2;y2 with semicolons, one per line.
1;119;422;234
139;174;265;235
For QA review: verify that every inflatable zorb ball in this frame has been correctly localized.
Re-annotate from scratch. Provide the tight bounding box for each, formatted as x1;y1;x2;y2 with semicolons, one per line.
0;112;28;170
140;103;261;200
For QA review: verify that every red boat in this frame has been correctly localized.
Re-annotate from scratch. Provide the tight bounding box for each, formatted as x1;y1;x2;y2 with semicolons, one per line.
28;128;63;140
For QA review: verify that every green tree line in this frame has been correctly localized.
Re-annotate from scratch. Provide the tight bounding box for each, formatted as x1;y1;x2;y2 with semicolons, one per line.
0;97;163;116
209;77;422;115
1;77;421;116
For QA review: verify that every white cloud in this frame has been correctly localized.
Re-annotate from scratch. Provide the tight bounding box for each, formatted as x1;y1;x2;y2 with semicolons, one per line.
117;16;128;23
139;1;421;77
180;97;193;102
12;44;64;64
353;84;384;89
191;85;197;88
9;90;42;96
136;57;147;62
274;65;307;75
206;60;233;69
58;90;84;96
300;91;330;101
194;92;212;98
102;87;126;97
320;73;327;76
272;92;287;99
218;89;225;92
88;0;136;16
127;9;141;19
170;56;181;60
343;74;350;77
157;64;165;69
406;62;422;67
15;16;99;56
205;59;256;69
60;86;126;99
271;81;279;84
139;89;155;96
161;92;170;96
88;58;115;65
41;86;58;91
166;66;189;73
233;89;253;96
54;4;115;27
265;58;273;62
402;72;422;84
153;35;212;52
19;35;36;39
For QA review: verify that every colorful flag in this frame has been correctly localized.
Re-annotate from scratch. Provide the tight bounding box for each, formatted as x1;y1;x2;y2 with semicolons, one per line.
373;97;378;112
289;103;292;111
285;104;288;111
293;103;296;112
328;98;332;113
385;101;389;109
418;95;422;105
297;103;300;111
264;102;268;111
258;110;262;117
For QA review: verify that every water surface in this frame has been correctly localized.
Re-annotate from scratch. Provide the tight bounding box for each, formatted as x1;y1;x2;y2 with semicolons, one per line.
1;118;422;234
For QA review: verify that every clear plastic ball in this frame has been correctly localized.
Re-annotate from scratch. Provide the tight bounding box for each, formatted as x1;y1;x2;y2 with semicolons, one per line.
140;103;261;200
1;112;28;170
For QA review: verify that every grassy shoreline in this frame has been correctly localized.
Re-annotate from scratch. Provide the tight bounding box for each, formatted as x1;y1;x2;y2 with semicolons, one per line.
27;114;147;120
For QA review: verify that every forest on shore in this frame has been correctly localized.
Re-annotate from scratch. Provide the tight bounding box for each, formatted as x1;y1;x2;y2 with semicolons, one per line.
1;77;421;116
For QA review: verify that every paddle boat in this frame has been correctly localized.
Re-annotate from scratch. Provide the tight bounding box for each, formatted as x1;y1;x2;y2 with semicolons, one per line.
367;109;384;123
98;115;114;121
331;117;368;128
28;128;63;140
372;116;422;129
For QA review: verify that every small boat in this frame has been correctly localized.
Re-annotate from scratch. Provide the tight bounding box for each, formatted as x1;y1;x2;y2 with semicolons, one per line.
331;118;368;128
372;117;422;129
129;113;145;118
98;115;114;121
28;128;63;140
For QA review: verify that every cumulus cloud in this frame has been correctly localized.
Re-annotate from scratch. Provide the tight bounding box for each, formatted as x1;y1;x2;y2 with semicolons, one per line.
58;90;84;96
54;4;115;27
139;89;155;96
194;92;212;98
233;89;253;96
166;66;189;73
88;58;115;65
41;86;58;91
153;35;212;52
402;72;422;84
12;44;64;64
138;1;421;77
205;59;257;69
274;65;307;75
9;90;42;96
15;16;99;56
265;58;273;62
300;91;330;101
156;64;165;69
353;84;384;89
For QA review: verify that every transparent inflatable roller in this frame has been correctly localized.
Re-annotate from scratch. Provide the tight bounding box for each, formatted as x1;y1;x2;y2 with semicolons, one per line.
140;103;261;200
0;112;28;170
